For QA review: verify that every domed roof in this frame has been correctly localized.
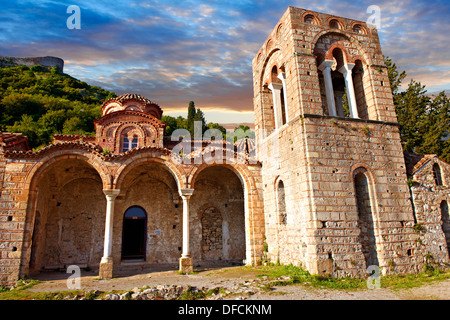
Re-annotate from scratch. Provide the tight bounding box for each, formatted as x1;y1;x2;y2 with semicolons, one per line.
101;93;163;119
114;93;156;105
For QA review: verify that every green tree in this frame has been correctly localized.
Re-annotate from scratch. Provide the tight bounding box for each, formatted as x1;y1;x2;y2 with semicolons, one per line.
193;108;207;138
187;101;196;136
207;122;226;136
229;125;255;142
385;56;450;162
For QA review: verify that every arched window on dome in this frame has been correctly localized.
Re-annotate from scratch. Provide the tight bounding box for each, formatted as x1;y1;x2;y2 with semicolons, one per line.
122;136;130;153
131;135;138;149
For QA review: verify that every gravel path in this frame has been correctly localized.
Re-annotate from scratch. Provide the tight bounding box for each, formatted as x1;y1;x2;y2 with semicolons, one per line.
27;266;450;300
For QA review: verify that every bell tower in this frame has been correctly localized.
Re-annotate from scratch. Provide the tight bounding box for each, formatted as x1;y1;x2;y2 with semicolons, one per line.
253;7;420;277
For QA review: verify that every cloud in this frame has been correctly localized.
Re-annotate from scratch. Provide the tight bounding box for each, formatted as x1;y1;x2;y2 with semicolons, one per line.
1;0;450;123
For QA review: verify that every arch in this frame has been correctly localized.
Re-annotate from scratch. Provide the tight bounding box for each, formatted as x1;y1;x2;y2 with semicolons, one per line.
25;150;110;191
24;155;106;275
303;13;319;25
114;123;146;153
259;48;281;88
440;200;450;259
275;23;283;39
270;65;281;84
265;38;274;52
353;59;369;119
121;206;147;260
311;30;371;65
331;47;347;70
113;153;187;192
275;177;287;225
188;163;261;265
328;18;342;30
353;166;379;267
433;163;443;186
189;163;255;192
352;23;366;34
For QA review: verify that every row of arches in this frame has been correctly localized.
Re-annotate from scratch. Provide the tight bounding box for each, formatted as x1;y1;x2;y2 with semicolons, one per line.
22;150;257;277
316;49;368;120
258;26;380;134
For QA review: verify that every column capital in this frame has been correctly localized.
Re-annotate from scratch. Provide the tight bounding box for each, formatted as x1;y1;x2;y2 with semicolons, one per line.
179;188;194;198
103;189;120;198
338;63;355;75
268;82;283;91
318;60;334;71
277;72;286;81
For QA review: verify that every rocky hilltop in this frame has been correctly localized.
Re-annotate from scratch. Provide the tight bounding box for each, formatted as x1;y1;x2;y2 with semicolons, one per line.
0;56;64;72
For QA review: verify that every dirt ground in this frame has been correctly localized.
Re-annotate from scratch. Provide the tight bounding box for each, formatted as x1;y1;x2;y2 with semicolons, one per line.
27;264;450;300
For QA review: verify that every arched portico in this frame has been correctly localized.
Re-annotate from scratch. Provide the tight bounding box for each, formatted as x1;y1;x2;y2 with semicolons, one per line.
22;153;108;277
188;163;264;267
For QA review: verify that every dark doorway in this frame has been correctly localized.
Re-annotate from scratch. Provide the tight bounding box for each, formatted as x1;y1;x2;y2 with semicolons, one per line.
122;206;147;260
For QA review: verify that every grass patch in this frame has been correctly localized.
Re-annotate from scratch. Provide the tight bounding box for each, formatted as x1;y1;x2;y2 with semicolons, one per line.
380;268;450;290
248;264;450;291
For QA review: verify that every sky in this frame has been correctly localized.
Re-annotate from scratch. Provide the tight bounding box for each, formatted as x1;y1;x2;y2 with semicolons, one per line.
1;0;450;125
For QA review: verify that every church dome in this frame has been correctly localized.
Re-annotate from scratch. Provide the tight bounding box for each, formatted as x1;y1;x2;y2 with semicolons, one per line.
101;93;163;119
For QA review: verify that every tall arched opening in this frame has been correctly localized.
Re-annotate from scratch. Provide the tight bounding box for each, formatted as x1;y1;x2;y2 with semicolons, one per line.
353;167;379;268
115;161;182;267
29;158;106;274
191;165;246;266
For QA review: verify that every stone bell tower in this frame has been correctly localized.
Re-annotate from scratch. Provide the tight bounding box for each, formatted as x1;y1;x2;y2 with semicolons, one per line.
253;7;421;277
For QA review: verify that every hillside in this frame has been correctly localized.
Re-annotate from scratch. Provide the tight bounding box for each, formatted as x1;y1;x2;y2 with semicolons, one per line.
0;64;116;149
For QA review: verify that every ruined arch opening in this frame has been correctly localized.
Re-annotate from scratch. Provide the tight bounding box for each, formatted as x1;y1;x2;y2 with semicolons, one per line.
29;159;105;275
354;168;379;267
191;166;246;265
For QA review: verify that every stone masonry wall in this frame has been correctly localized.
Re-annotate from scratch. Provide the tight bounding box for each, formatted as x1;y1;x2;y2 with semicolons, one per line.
411;157;450;266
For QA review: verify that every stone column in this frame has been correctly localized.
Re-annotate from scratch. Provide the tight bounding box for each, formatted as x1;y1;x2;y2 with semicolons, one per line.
179;188;194;273
268;82;284;129
339;63;359;119
99;189;120;279
318;60;337;117
277;72;289;123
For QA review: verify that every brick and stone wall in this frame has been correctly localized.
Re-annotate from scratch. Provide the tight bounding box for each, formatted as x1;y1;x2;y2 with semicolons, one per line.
410;157;450;265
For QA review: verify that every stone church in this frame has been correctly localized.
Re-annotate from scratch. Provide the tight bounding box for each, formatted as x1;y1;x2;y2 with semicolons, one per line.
0;7;449;285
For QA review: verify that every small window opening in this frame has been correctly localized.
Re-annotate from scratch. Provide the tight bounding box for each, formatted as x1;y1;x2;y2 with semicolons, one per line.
329;19;340;29
433;163;443;186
